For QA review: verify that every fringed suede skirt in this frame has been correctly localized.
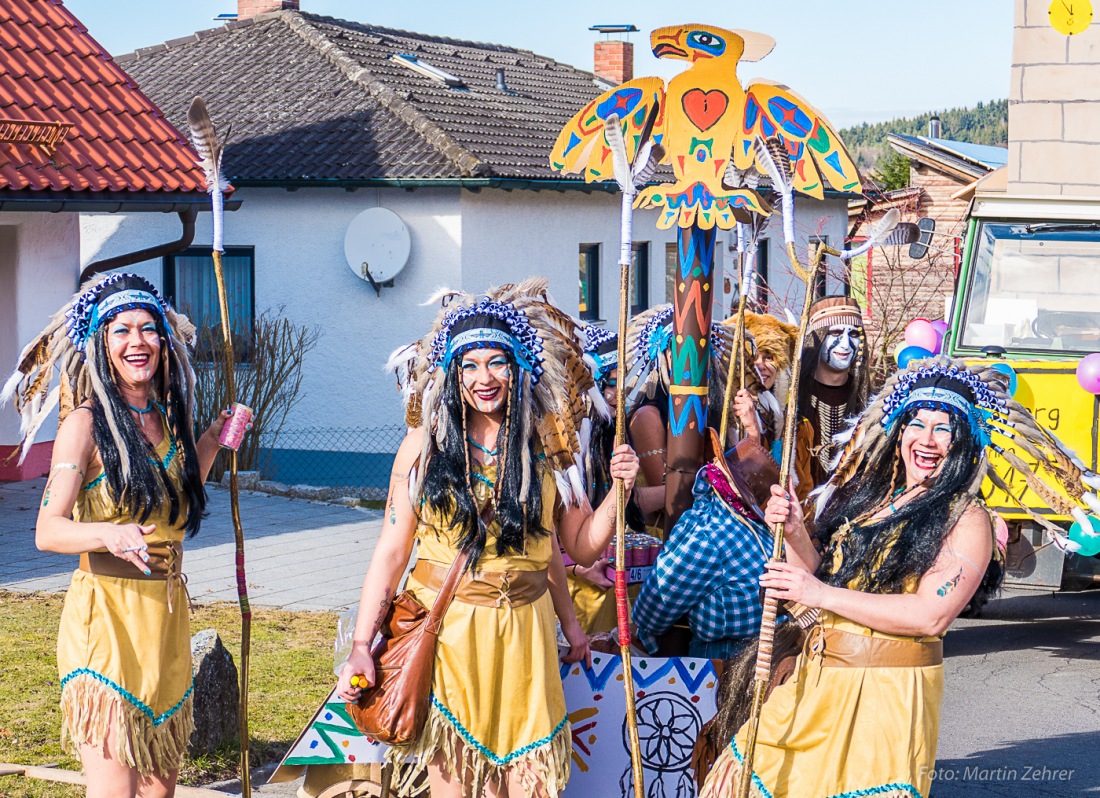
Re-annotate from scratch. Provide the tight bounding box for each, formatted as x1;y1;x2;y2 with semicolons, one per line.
701;612;944;798
57;568;193;776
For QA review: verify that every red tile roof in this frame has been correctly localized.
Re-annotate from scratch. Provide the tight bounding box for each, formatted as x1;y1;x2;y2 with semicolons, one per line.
0;0;208;194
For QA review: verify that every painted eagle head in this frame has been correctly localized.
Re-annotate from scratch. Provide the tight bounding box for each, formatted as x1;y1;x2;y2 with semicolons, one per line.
650;24;775;64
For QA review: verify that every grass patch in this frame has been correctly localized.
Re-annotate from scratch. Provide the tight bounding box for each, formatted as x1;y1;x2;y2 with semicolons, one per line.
0;590;337;795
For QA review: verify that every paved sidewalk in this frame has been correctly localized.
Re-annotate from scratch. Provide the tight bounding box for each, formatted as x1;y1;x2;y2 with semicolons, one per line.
1;478;387;796
0;478;384;610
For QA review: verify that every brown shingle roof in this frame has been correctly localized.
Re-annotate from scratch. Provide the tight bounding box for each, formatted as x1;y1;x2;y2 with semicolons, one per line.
116;11;606;184
0;0;207;194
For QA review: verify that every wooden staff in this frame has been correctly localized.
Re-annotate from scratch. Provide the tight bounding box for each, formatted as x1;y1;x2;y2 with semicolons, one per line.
719;234;749;445
606;114;647;798
188;97;253;798
735;240;836;798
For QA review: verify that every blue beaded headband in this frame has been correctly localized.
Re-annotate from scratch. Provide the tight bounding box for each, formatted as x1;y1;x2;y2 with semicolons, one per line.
583;326;618;382
430;299;544;384
882;363;1006;448
65;274;172;353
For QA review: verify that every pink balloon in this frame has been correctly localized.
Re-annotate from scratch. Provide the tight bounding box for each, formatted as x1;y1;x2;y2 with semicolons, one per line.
905;319;940;353
1077;353;1100;394
994;515;1009;553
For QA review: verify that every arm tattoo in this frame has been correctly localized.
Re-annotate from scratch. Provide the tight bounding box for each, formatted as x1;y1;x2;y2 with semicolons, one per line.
369;594;393;639
42;474;56;507
387;492;397;525
937;569;963;597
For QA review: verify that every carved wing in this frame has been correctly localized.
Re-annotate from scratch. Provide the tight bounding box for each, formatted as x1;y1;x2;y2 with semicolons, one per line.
550;78;666;183
732;79;862;199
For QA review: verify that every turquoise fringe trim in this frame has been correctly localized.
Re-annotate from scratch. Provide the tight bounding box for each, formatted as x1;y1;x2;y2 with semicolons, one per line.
472;472;495;488
61;668;193;727
82;439;177;492
731;740;923;798
430;694;567;767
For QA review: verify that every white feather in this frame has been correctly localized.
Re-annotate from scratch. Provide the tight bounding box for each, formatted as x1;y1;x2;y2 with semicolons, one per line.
603;114;632;192
1;367;26;406
1083;492;1100;515
1082;473;1100;491
419;286;462;307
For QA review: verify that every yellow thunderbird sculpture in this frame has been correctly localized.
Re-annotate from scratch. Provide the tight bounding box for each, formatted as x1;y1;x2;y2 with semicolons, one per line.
551;24;863;229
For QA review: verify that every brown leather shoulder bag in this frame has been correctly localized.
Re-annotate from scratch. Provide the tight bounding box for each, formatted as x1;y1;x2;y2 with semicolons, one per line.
346;547;470;746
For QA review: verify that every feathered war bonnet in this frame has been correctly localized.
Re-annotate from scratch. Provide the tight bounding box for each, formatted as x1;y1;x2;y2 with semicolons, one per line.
622;303;762;429
821;355;1100;552
2;273;198;470
387;278;600;509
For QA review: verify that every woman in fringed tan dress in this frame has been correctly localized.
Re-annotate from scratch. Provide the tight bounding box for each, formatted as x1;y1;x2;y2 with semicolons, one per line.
6;274;235;798
701;361;1057;798
336;280;638;797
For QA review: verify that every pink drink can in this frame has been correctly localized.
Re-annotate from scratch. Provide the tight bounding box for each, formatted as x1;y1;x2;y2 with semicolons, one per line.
218;403;253;451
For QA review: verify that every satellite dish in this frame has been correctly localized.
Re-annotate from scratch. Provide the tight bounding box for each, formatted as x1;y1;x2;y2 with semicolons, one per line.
344;208;411;293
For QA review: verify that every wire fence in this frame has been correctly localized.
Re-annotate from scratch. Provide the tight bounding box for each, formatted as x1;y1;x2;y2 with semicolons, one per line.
257;425;406;500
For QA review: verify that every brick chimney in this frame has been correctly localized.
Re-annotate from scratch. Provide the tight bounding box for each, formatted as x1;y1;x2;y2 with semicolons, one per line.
1010;0;1100;195
590;25;637;85
594;40;633;84
237;0;298;19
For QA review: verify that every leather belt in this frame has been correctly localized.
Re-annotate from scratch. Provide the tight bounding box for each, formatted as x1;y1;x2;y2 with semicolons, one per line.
79;541;190;614
807;625;943;668
411;560;548;608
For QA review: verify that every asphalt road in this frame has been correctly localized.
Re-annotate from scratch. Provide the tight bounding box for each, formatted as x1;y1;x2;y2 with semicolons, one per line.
933;587;1100;797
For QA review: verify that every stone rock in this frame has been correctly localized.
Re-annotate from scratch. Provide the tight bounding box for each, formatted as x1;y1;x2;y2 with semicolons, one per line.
257;479;289;494
287;484;330;501
237;470;261;490
189;628;240;758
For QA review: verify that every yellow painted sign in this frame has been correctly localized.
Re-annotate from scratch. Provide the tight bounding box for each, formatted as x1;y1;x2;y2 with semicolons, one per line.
969;359;1098;520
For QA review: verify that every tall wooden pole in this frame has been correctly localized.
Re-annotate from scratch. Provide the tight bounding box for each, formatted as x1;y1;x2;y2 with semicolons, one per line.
665;223;716;528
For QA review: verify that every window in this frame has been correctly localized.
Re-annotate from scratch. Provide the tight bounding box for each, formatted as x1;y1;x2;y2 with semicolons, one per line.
809;236;829;299
579;244;600;320
164;246;255;360
630;242;650;313
958;222;1100;354
665;242;678;303
752;239;769;310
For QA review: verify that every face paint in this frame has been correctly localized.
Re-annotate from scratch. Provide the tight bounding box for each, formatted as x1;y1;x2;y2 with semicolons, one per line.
602;367;619;407
900;408;954;485
819;324;862;372
754;353;777;390
459;348;511;416
106;309;161;389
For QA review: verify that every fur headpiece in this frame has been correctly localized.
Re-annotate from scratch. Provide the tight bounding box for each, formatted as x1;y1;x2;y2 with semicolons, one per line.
387;278;599;508
727;311;799;444
2;273;197;465
822;355;1100;552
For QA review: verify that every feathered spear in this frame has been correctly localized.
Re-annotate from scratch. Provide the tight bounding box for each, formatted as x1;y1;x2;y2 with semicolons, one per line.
599;107;664;798
187;96;253;798
735;140;900;798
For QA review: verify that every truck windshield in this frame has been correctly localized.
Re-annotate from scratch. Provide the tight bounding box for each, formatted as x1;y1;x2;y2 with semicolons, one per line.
959;221;1100;354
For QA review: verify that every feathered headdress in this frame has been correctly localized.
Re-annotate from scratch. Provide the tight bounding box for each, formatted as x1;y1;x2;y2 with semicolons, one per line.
387;277;599;507
1;273;197;469
623;304;761;431
821;356;1100;552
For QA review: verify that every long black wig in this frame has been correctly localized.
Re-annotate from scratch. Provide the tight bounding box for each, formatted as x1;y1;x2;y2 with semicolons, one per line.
815;405;995;594
87;314;207;537
419;351;547;568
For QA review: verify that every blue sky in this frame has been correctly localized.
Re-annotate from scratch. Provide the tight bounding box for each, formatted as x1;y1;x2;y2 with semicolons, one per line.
65;0;1012;130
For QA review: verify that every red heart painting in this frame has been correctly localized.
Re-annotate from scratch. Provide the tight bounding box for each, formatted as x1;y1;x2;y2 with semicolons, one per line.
682;89;728;132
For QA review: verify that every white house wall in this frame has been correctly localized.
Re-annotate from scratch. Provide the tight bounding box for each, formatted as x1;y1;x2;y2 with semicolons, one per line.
1;212;80;448
79;188;848;451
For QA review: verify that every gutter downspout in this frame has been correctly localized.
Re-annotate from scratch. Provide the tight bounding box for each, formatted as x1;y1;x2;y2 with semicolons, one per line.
79;207;197;284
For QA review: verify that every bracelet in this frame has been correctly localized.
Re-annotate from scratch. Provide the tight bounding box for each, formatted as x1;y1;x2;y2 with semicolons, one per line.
351;639;373;647
639;448;666;459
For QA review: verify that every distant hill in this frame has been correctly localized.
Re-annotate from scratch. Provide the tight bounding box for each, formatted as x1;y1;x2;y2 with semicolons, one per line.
840;100;1008;168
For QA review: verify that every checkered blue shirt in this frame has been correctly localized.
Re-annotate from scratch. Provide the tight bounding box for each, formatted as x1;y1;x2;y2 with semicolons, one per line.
633;469;773;654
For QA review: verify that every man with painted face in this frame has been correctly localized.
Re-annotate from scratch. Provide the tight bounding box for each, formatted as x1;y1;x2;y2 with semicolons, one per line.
795;296;870;488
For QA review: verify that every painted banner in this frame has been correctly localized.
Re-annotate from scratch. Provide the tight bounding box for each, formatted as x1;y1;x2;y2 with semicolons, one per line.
274;654;719;796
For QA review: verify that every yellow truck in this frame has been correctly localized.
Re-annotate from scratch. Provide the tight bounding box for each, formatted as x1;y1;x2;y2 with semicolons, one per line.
946;192;1100;589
